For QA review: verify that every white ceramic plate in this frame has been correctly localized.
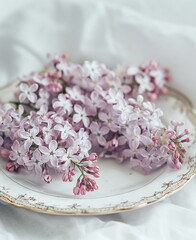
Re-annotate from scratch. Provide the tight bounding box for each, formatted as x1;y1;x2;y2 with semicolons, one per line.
0;83;195;215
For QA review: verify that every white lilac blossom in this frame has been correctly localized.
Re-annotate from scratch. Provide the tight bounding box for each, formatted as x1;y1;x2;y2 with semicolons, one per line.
25;149;48;174
0;54;190;195
53;93;73;115
19;127;42;146
39;140;65;167
73;104;90;128
90;122;109;146
19;83;38;103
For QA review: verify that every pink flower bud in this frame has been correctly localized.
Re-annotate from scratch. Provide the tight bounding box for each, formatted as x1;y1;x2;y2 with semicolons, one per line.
90;179;99;190
73;186;80;195
175;160;182;169
86;153;97;162
167;131;176;140
93;183;99;190
47;82;62;93
70;169;76;176
174;151;180;160
152;137;158;143
168;142;176;151
68;175;73;182
6;162;15;172
62;173;68;182
0;148;10;158
161;87;168;94
48;72;53;78
149;93;158;101
181;138;190;143
80;185;86;195
93;172;100;178
53;71;62;79
184;129;190;135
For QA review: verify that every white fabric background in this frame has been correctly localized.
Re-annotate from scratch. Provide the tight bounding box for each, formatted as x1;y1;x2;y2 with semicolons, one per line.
0;0;195;239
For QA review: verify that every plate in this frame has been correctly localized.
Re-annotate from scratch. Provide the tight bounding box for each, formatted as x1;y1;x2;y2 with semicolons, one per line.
0;83;195;215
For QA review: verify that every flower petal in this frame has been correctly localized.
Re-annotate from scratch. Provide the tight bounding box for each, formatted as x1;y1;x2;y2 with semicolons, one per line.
118;136;127;145
49;140;57;152
34;137;42;146
74;104;82;114
100;126;109;135
28;93;37;103
20;83;29;92
19;130;29;139
97;136;106;146
83;117;90;128
39;146;50;155
134;126;141;136
30;83;38;92
55;148;65;157
53;101;62;109
54;124;63;131
98;112;108;122
73;114;81;123
89;122;99;134
19;93;27;102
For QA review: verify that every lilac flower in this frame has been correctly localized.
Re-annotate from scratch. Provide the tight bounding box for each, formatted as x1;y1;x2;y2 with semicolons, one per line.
53;94;73;115
60;146;80;170
105;88;124;104
9;140;30;165
25;149;48;174
19;127;42;146
113;99;133;125
122;148;139;158
0;105;12;128
118;135;128;146
127;126;151;149
138;148;158;167
90;122;109;146
66;86;84;103
32;75;49;86
127;66;139;76
83;61;102;80
36;89;50;108
42;120;55;144
54;121;76;140
73;104;90;128
56;62;67;72
135;74;154;94
74;128;92;157
37;105;54;123
99;110;119;132
85;91;105;115
39;140;65;166
19;83;38;103
6;120;19;140
129;95;144;107
10;105;24;122
150;69;165;87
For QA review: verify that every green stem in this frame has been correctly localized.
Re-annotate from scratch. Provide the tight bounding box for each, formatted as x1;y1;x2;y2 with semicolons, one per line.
10;101;38;111
71;160;85;177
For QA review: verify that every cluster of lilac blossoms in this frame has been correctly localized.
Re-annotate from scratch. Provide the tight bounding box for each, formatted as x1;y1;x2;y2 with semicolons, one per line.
0;54;190;195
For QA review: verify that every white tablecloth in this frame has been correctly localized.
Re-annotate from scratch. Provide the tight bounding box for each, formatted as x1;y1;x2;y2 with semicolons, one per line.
0;0;195;239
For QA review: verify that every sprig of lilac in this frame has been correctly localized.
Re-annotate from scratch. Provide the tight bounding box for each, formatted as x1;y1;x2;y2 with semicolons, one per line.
0;103;99;195
0;53;190;196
